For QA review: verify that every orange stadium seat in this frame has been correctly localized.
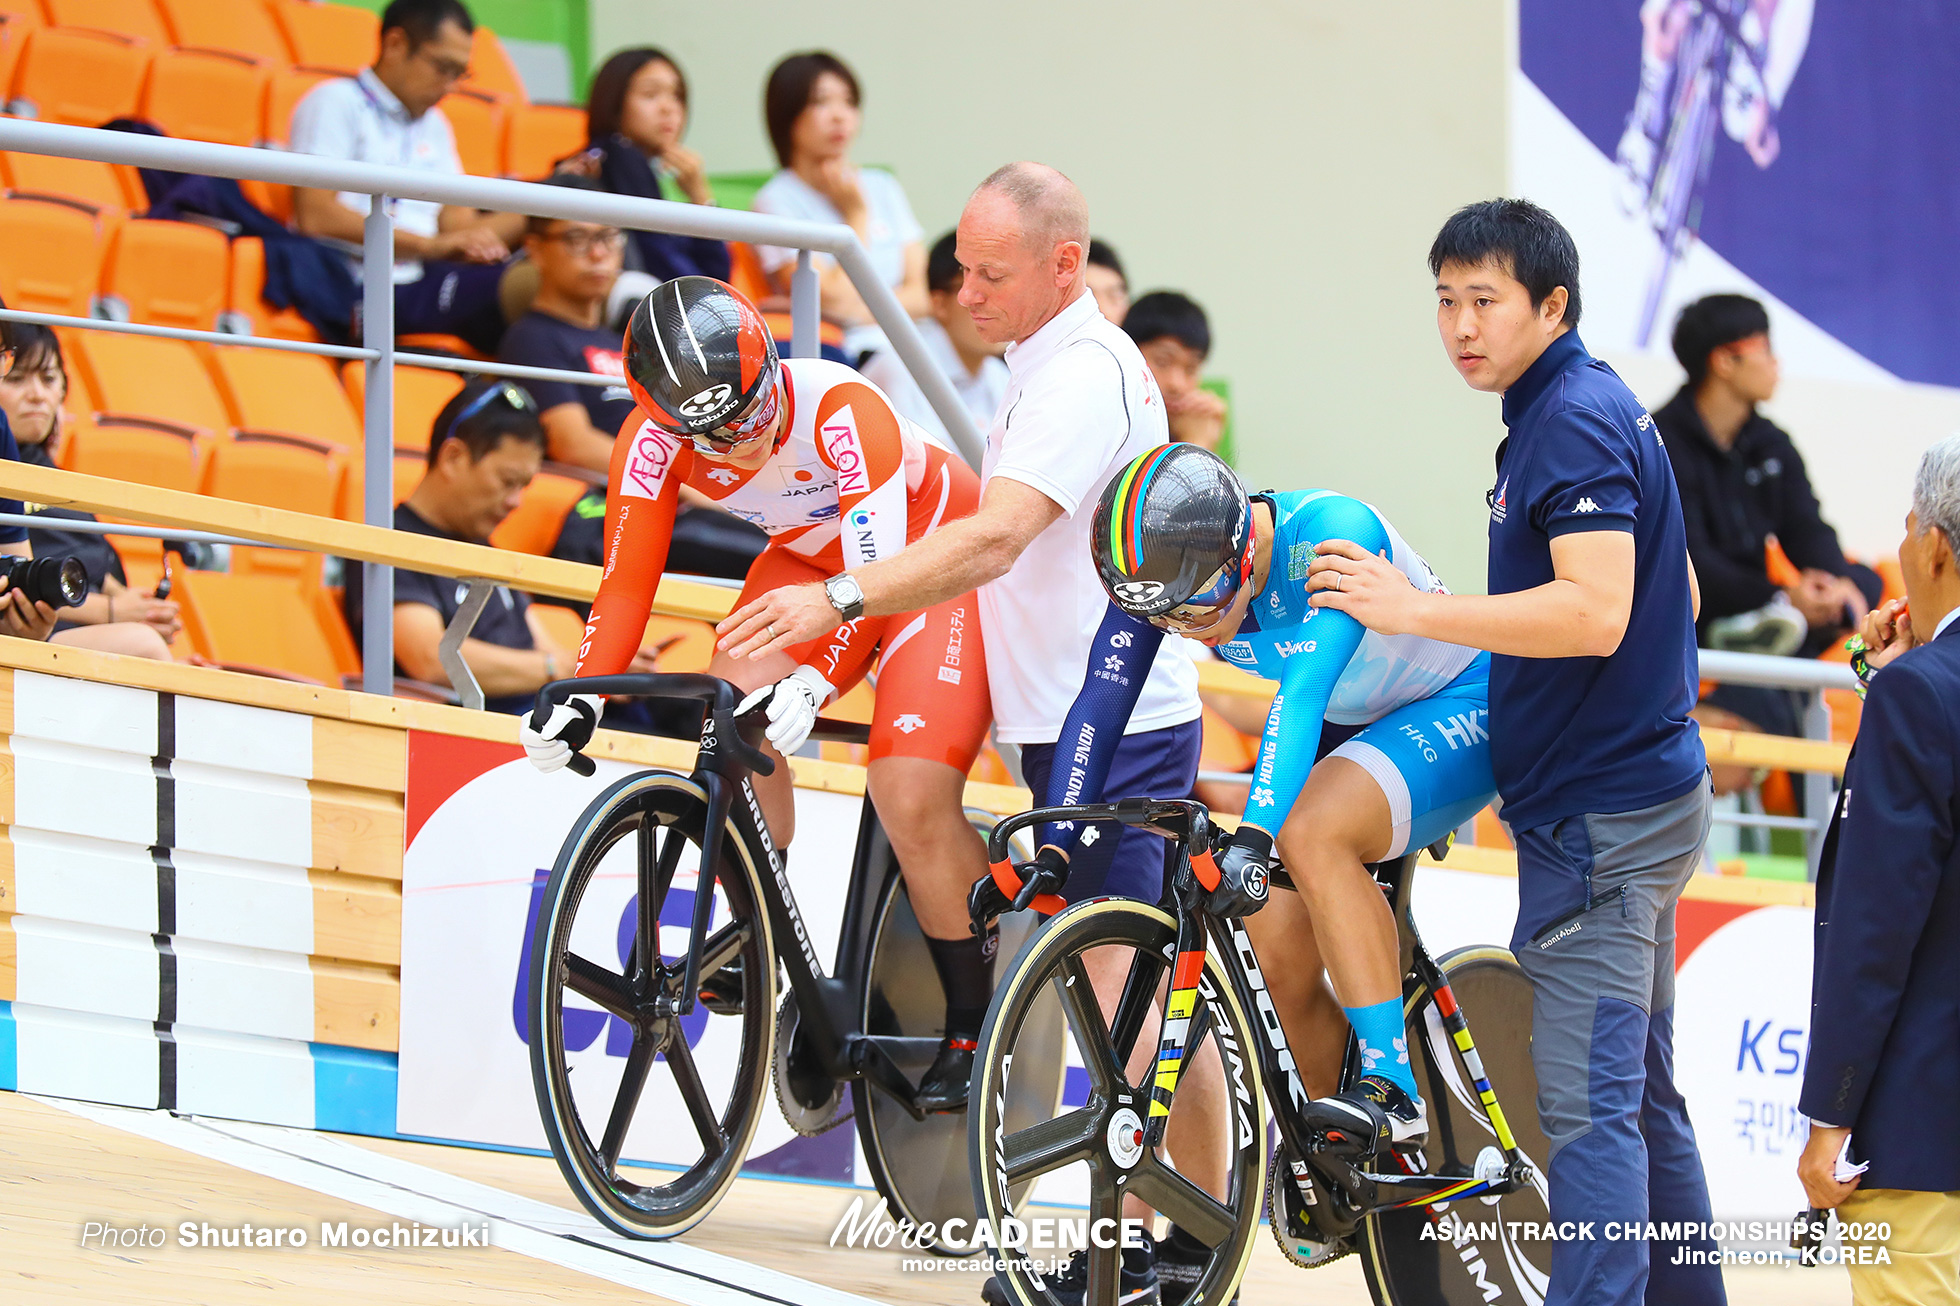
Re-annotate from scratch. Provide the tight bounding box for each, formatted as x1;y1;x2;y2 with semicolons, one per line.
209;346;360;446
203;429;347;517
139;46;268;148
1;150;129;220
0;7;42;98
528;603;585;658
642;615;716;674
340;360;463;450
54;354;96;416
262;64;333;148
8;25;149;126
440;87;506;176
268;0;374;74
0;196;103;316
40;0;167;46
60;414;209;490
461;24;524;104
488;471;587;555
336;447;425;521
226;237;318;341
100;218;229;330
176;569;349;684
504;103;586;178
154;0;288;64
71;332;231;432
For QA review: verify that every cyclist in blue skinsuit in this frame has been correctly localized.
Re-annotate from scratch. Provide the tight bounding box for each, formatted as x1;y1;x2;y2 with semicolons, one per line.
1037;441;1496;1153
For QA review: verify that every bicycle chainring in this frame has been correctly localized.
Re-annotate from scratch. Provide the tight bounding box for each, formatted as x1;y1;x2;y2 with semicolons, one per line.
772;989;847;1136
1265;1146;1355;1271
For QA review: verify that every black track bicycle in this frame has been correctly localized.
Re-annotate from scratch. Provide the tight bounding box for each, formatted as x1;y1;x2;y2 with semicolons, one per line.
525;673;1065;1248
970;797;1553;1306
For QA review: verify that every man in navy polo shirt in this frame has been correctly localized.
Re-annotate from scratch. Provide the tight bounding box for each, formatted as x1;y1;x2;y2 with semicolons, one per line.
1307;199;1721;1306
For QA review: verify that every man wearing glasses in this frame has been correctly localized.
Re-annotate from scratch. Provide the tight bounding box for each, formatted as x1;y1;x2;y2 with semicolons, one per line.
288;0;530;355
501;177;766;584
523;277;996;1110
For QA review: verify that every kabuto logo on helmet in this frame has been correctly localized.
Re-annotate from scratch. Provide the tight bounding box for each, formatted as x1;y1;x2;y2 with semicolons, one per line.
678;383;734;419
1114;579;1167;606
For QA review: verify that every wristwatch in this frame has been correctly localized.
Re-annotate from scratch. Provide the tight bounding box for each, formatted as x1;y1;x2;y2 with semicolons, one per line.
824;573;866;622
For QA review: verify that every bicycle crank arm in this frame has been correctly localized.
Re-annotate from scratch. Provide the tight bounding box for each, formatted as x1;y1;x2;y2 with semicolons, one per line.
848;1036;931;1121
1361;1169;1522;1210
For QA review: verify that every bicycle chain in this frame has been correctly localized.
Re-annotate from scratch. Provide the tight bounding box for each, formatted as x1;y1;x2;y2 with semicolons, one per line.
771;989;849;1136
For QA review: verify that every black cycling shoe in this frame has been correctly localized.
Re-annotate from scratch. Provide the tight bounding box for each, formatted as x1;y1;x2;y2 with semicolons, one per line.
1154;1224;1232;1306
1302;1073;1429;1155
912;1035;977;1113
697;959;745;1015
981;1231;1159;1306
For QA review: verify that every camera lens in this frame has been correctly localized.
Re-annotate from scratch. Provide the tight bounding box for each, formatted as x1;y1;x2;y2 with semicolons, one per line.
0;554;88;609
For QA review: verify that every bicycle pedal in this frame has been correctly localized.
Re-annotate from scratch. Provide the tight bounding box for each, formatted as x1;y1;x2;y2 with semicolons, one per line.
697;959;745;1014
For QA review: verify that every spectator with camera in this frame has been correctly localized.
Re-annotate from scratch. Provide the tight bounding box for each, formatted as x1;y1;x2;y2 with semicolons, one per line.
342;379;589;713
0;324;177;660
1798;434;1960;1302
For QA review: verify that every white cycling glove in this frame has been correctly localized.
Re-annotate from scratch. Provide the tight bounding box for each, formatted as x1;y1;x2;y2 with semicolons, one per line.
522;693;603;772
735;665;833;756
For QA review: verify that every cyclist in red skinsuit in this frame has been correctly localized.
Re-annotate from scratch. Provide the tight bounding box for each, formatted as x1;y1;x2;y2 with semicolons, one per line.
546;278;992;1108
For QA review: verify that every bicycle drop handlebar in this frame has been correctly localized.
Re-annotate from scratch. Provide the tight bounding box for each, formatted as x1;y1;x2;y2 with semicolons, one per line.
532;673;778;779
978;797;1226;920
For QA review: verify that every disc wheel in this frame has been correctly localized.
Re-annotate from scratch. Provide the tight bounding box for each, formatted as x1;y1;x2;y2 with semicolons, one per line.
1359;945;1552;1305
854;847;1061;1255
971;898;1266;1306
529;771;776;1239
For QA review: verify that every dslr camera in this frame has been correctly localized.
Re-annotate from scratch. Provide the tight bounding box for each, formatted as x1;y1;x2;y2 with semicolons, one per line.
0;554;87;609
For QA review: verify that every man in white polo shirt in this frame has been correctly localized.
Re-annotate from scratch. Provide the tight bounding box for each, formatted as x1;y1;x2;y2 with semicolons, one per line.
718;159;1218;1304
287;0;528;355
718;160;1203;899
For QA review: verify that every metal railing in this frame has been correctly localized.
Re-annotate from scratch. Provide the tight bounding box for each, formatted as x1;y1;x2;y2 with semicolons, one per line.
0;117;987;701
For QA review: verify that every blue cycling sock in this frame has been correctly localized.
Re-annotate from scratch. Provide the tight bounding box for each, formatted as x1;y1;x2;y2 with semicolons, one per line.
1344;999;1419;1102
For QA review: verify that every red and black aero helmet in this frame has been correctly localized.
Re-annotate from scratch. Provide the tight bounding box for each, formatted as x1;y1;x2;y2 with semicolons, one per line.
623;277;779;436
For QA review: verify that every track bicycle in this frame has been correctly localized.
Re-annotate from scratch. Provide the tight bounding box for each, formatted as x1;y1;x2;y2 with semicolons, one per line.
970;797;1553;1306
524;672;1065;1249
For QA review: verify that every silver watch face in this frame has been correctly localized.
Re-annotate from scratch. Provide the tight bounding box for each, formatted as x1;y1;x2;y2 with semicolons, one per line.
829;575;864;607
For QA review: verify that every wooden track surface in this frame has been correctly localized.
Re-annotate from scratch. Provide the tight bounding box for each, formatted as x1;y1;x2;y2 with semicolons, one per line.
1;1088;1851;1305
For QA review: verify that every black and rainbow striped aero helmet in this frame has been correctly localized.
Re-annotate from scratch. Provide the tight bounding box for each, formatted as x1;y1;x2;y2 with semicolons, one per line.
1091;443;1254;626
623;276;780;441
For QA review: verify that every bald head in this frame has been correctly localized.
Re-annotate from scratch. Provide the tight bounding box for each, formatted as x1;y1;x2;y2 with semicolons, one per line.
972;161;1090;254
956;162;1091;345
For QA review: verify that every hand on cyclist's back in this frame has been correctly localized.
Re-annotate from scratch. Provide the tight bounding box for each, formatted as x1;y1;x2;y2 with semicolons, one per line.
522;693;603;772
734;665;834;756
1209;826;1273;917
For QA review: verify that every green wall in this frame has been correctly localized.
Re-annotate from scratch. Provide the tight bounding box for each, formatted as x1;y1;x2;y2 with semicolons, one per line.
334;0;591;93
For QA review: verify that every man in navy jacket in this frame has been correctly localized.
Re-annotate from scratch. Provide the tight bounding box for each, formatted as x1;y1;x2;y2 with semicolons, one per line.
1799;433;1960;1303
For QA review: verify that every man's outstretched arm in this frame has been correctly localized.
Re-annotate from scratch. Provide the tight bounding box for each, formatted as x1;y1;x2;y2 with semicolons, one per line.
716;477;1064;660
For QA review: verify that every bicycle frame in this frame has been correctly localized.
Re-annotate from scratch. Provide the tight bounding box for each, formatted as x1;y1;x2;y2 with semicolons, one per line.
980;798;1536;1240
536;673;937;1120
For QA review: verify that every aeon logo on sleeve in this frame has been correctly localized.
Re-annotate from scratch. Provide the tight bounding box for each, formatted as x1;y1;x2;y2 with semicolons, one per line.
820;411;871;496
621;422;679;501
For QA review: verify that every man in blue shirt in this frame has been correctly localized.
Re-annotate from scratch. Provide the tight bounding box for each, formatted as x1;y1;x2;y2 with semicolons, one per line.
1310;199;1721;1306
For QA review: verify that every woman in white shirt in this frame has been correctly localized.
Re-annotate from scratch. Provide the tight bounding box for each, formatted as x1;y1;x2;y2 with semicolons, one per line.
753;51;928;360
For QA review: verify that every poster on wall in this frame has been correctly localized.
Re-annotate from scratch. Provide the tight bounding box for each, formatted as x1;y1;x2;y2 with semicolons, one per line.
1512;1;1958;389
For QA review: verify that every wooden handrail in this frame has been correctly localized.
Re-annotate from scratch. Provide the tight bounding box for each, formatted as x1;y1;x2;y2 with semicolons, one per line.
0;460;734;620
0;462;1851;779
